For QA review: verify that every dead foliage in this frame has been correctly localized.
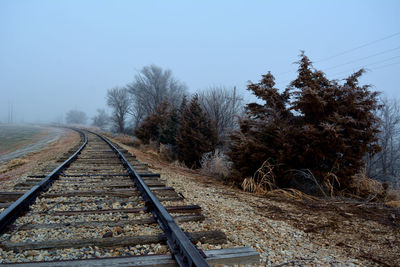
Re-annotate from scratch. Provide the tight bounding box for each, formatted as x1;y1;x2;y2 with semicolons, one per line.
241;160;276;194
229;53;381;197
334;170;400;207
139;140;159;154
159;144;176;162
200;149;232;179
113;134;141;147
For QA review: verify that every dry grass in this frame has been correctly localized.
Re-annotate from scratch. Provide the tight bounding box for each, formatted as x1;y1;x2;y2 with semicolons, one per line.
241;159;277;194
159;144;176;162
347;171;385;201
0;159;28;173
139;140;159;153
385;190;400;207
339;170;400;207
322;172;341;197
113;134;141;147
170;160;188;169
200;149;232;179
265;188;320;201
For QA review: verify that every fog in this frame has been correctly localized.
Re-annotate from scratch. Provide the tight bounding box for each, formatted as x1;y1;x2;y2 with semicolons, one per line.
1;1;399;124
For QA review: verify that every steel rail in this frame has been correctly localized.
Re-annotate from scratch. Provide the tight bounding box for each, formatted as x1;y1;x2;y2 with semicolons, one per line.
0;128;87;234
93;132;209;267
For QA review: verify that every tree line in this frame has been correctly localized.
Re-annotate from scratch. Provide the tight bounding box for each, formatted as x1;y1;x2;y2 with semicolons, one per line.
66;55;400;195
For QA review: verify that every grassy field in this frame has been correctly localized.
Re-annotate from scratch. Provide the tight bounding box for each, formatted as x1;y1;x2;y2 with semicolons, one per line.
0;124;47;156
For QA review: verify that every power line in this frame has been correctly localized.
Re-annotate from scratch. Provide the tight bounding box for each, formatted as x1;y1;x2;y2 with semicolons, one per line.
276;31;400;76
329;55;400;77
372;61;400;71
276;55;400;86
330;62;400;80
315;31;400;63
322;46;400;71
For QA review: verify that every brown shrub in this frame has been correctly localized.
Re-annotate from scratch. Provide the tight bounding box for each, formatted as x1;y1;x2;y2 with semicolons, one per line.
229;53;381;197
200;149;232;179
114;134;141;147
385;188;400;206
347;171;384;200
159;144;176;162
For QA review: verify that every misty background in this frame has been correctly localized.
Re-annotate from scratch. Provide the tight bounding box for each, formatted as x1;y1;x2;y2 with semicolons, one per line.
1;0;399;124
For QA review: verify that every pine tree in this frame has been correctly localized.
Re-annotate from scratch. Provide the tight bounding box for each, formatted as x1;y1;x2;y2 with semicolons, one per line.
177;95;217;168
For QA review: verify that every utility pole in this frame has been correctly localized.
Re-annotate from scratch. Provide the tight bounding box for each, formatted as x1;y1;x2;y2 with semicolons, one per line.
8;101;15;124
233;86;237;114
8;101;11;124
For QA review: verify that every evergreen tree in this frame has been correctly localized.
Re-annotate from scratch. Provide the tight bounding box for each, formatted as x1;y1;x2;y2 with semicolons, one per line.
229;53;381;193
177;95;217;168
134;100;170;144
159;107;179;146
178;95;187;117
228;71;292;184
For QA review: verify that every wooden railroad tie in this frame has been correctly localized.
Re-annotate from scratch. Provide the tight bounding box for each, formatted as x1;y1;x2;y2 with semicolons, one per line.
0;247;259;266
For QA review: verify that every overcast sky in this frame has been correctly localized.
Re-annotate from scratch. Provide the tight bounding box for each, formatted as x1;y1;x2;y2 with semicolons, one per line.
1;0;399;123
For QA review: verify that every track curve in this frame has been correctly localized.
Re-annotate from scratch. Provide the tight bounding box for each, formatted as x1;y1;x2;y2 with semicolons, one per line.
0;130;258;266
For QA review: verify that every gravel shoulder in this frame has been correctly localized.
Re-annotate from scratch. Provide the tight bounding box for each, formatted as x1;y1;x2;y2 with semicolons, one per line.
115;143;399;267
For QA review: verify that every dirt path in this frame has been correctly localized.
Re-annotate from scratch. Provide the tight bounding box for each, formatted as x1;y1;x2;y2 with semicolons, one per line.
0;125;66;164
0;128;80;190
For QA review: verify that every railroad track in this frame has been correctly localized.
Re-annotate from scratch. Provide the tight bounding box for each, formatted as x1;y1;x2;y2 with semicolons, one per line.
0;129;258;266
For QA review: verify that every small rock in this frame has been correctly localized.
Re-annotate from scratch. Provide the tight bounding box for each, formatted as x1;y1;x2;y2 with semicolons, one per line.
49;251;57;256
102;231;113;238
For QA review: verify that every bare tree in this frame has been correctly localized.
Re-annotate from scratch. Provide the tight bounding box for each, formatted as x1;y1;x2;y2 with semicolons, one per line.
198;86;243;143
92;109;109;130
366;97;400;187
107;87;130;133
127;65;187;126
66;110;87;125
